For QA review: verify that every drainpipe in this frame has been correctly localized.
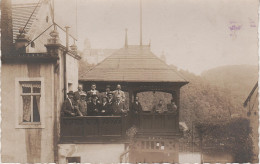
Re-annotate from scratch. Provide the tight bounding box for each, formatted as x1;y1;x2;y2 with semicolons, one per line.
63;26;70;100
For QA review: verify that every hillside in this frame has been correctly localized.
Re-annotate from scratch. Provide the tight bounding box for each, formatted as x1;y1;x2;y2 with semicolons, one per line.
201;65;258;102
178;68;246;128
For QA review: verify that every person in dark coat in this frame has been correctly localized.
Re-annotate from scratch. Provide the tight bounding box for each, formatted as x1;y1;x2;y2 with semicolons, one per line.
87;95;100;116
100;97;113;116
132;96;143;114
62;91;81;117
131;96;143;126
100;85;111;99
167;99;178;114
107;92;114;104
74;83;86;102
112;95;128;116
107;92;114;114
113;84;126;102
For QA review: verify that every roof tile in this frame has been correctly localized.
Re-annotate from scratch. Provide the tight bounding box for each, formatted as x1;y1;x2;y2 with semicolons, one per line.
79;45;187;83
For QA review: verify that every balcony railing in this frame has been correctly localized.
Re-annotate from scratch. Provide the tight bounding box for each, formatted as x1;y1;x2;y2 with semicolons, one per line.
60;113;179;143
60;116;127;143
138;113;179;135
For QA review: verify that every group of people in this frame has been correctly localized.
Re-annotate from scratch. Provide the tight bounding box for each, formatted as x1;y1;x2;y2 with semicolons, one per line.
61;83;178;117
62;83;129;117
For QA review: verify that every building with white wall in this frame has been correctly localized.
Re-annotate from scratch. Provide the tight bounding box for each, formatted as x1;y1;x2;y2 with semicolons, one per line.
1;0;80;162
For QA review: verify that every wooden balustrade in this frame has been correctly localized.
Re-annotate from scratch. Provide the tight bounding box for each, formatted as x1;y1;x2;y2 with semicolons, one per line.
60;113;179;143
60;116;127;143
138;113;179;135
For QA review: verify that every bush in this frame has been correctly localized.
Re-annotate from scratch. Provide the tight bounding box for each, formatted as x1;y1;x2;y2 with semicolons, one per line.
196;118;253;162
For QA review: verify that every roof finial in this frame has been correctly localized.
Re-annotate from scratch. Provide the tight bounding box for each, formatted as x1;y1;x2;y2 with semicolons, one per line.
140;0;142;46
125;28;128;48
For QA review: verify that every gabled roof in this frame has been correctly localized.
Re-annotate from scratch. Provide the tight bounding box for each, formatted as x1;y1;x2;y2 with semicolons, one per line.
10;1;78;53
12;3;41;42
79;45;188;83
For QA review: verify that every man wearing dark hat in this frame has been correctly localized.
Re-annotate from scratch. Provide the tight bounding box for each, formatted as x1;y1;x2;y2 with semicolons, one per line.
131;96;143;126
132;96;143;114
100;97;113;116
107;92;114;112
62;91;81;117
87;94;100;116
107;92;114;105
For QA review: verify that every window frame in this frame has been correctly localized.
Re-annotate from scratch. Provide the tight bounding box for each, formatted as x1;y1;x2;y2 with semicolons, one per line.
15;77;45;129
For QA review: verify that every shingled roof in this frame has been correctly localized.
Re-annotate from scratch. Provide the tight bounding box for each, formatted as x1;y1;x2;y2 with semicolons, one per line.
79;45;187;83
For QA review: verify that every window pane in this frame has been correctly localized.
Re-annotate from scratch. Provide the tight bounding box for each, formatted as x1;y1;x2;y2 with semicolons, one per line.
32;82;41;93
33;96;40;122
22;86;31;93
22;96;31;122
33;87;41;93
67;157;81;163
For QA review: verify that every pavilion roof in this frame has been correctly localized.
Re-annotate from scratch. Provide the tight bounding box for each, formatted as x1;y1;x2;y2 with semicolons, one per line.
79;45;188;83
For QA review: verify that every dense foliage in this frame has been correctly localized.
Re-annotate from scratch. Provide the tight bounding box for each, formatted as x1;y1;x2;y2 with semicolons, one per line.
201;65;258;104
178;68;246;128
196;118;253;162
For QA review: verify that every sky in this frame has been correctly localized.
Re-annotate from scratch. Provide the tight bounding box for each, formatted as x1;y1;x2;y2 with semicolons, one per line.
14;0;259;75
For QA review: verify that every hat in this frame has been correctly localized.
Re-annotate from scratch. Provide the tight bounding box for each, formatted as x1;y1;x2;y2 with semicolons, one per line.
91;94;98;98
107;92;113;95
80;93;87;97
67;91;74;95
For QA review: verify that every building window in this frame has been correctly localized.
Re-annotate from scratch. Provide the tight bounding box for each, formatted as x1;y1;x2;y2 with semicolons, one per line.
68;83;73;91
20;81;41;123
30;41;35;48
66;157;81;163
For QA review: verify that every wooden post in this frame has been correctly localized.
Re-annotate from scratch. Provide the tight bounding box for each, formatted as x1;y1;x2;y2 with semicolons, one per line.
128;90;133;113
133;91;137;100
172;89;180;132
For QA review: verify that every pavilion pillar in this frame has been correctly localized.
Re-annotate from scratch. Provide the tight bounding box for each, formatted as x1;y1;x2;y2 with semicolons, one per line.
173;88;180;132
171;91;178;105
176;89;180;108
128;90;133;107
133;91;137;99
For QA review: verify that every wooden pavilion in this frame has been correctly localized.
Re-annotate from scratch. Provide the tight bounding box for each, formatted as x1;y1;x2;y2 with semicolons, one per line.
61;45;188;143
79;45;188;106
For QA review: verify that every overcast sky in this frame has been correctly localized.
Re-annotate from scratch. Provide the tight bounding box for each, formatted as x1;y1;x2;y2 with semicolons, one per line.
15;0;259;74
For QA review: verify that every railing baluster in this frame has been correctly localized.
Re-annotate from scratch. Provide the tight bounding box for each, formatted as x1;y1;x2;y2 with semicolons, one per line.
98;117;100;136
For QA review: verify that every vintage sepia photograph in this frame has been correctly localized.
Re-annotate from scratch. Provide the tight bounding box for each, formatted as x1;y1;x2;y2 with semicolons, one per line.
0;0;259;163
